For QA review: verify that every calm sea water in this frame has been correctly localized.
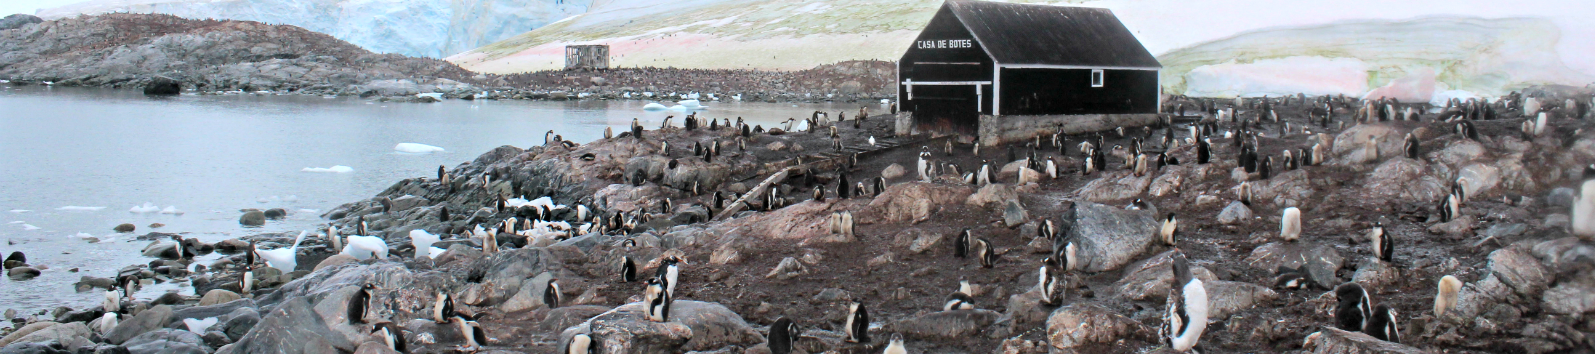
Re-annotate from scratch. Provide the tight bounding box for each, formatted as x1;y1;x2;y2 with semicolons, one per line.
0;85;866;315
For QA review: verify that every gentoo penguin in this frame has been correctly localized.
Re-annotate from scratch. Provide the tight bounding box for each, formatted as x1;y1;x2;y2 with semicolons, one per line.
545;130;556;145
917;148;932;181
1455;121;1477;140
1045;157;1059;179
1038;259;1062;306
1163;252;1208;352
1160;213;1179;246
566;333;594;354
768;317;798;354
844;302;869;343
604;126;613;140
439;206;450;222
1258;155;1273;180
1572;177;1595;238
1334;283;1373;332
944;291;976;311
1237;182;1254;207
349;283;375;324
974;237;997;268
1435;275;1462;318
954;228;972;258
240;265;255;295
871;177;886;198
884;333;907;354
1196;138;1211;164
1365;304;1401;343
1283;149;1298;170
632;118;644;139
657;255;683;297
837;173;851;199
644;277;671;322
356;215;368;236
544;279;562;309
1403;133;1420;159
1273;265;1313;290
373;321;407;353
437;165;447;181
620;256;637;282
1038;219;1056;240
1368;222;1392;262
1310;143;1325;166
433;291;456;323
452;314;485;351
96;313;119;336
977;161;993;185
1082;149;1097;175
1280;207;1302;242
1239;145;1257;173
1438;193;1461;223
326;226;342;255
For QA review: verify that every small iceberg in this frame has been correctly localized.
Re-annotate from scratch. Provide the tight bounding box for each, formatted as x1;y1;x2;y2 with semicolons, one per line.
159;206;183;215
643;102;668;111
22;224;40;230
343;235;389;260
7;221;21;224
678;99;707;110
129;202;160;213
410;230;440;255
668;105;687;111
394;143;445;153
301;166;353;173
416;93;444;100
8;210;29;213
183;317;218;333
57;206;106;211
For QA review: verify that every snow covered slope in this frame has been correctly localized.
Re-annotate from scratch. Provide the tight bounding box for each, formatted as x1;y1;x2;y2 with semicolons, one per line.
1158;16;1593;99
37;0;591;58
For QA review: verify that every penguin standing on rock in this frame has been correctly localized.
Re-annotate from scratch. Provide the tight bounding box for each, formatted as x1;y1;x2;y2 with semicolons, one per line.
349;283;375;324
974;238;997;268
1280;207;1302;241
1162;252;1208;352
1434;275;1462;318
1334;283;1373;332
1160;213;1179;246
1365;304;1401;343
373;322;407;353
544;279;562;309
1038;258;1062;306
645;277;672;322
433;292;456;323
619;256;637;282
565;333;594;354
1403;133;1420;159
657;256;683;298
452;314;486;352
845;302;869;343
954;228;972;258
884;333;907;354
632;118;644;140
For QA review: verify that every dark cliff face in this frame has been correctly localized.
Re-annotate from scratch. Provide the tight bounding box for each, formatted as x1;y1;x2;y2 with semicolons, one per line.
0;13;475;91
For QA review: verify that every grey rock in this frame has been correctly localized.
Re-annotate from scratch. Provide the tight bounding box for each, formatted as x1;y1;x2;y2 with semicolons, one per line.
1542;276;1595;316
553;232;604;252
0;323;59;347
765;257;807;280
1544;214;1571;229
560;300;758;353
0;341;69;354
54;309;102;324
122;329;208;354
1427;215;1475;236
884;309;1000;340
539;305;611;333
223;297;352;353
175;299;255;322
143;78;181;96
1350;257;1400;291
0;14;43;31
200;331;231;349
387;195;428;212
1204;280;1278;319
1486;248;1550;297
237;211;265;227
106;305;174;345
1547;187;1577;208
7;267;39;279
1061;202;1160;272
220;308;259;342
1045;303;1151;349
1244;242;1345;289
75;345;129;354
1303;327;1425;354
75;276;115;291
261;209;286;220
966;183;1017;208
1217;201;1252;225
1482;223;1527;240
497;272;555;312
1003;200;1029;227
812;288;851;303
6;322;91;349
1113;251;1218;301
881;163;907;180
1530;237;1595;269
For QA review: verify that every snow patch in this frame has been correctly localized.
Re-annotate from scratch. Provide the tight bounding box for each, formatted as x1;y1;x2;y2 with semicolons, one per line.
21;224;40;230
8;210;30;213
643;102;668;111
302;165;354;173
129;202;160;214
394;143;445;153
56;206;106;211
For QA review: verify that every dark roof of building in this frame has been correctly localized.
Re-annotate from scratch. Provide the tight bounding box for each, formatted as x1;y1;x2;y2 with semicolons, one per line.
945;0;1161;68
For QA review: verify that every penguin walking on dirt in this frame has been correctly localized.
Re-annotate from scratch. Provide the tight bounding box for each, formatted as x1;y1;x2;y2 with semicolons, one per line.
1334;283;1373;332
767;317;798;354
645;277;672;322
1368;222;1392;262
1365;304;1401;343
845;302;869;343
349;283;375;324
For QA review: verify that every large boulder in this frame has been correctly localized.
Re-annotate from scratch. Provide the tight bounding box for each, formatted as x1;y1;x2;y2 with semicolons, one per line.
1485;248;1550;297
198;290;241;307
123;329;208;354
883;309;1001;340
1;322;91;349
1250;170;1313;207
1113;251;1218;301
1428;138;1486;168
1077;172;1153;202
1243;242;1344;289
859;182;973;224
1303;327;1425;354
1347;159;1448;205
1046;303;1151;349
1204;280;1278;319
0;323;59;347
0;14;43;31
559;300;763;353
0;341;70;354
238;211;265;226
106;305;175;345
1331;124;1405;162
222;297;353;353
966;183;1017;208
497;272;556;312
1061;202;1159;272
1217;201;1253;225
540;305;613;333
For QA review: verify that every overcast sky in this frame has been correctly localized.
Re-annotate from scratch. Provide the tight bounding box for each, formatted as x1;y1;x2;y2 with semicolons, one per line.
2;0;85;17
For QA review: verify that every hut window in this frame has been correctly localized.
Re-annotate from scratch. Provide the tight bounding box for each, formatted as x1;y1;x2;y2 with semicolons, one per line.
1091;69;1104;88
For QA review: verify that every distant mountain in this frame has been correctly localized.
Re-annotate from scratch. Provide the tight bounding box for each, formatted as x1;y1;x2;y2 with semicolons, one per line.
448;0;1077;73
1157;16;1593;99
36;0;591;58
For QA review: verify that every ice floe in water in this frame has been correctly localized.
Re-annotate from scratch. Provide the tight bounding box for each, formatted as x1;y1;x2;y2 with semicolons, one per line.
7;221;21;224
57;206;106;211
159;206;183;215
394;143;445;153
643;102;668;111
301;165;354;173
8;210;30;213
22;224;40;230
129;202;160;213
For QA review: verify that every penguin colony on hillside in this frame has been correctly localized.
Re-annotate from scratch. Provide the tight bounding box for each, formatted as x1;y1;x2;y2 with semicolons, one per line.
35;91;1594;353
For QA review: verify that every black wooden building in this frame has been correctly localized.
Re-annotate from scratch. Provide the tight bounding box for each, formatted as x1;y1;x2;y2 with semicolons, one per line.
897;0;1161;138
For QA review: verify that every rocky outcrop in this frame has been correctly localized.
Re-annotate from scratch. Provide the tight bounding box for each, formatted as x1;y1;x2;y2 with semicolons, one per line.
859;182;973;224
1046;303;1151;349
560;301;760;353
1304;327;1425;354
1062;202;1160;272
0;14;474;95
1244;242;1345;289
0;14;42;31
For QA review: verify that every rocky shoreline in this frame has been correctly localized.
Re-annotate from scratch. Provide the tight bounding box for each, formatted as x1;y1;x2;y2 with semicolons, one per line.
3;87;1593;353
0;14;897;104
